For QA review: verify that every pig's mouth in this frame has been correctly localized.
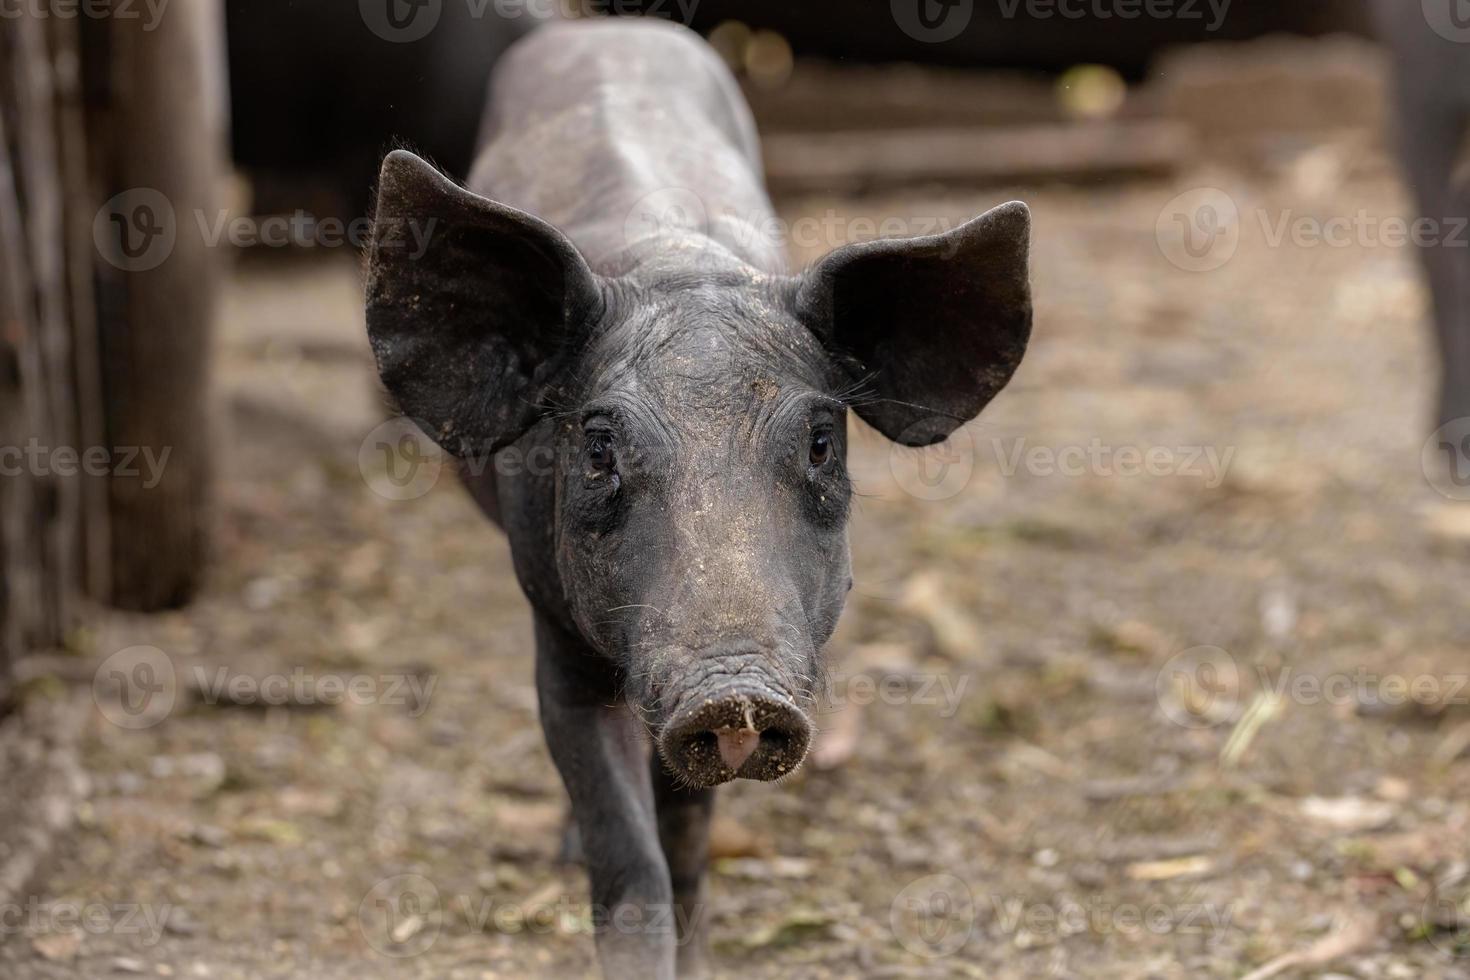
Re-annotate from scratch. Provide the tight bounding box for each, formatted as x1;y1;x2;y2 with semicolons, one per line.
656;688;812;788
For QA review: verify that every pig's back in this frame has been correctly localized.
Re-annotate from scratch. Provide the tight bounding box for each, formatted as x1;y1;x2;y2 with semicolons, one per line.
467;18;783;274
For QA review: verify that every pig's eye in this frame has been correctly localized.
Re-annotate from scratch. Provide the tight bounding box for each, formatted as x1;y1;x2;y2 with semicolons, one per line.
585;432;617;475
809;429;834;469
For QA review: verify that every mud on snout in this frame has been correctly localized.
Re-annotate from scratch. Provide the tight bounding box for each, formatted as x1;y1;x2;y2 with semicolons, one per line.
649;659;815;788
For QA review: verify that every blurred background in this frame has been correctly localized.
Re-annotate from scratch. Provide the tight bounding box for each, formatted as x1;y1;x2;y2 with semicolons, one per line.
3;0;1469;977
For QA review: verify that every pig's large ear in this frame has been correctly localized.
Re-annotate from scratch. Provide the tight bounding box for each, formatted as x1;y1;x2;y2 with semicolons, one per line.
366;149;604;457
793;202;1032;446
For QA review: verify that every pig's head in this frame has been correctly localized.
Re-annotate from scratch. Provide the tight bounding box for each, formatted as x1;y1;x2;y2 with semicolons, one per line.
366;151;1031;787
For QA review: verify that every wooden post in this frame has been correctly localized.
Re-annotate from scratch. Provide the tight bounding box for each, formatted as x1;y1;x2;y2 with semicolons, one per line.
84;0;228;610
0;2;227;702
0;12;83;701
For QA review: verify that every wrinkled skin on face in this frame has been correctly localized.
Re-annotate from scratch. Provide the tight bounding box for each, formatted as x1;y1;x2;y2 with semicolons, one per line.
554;278;853;782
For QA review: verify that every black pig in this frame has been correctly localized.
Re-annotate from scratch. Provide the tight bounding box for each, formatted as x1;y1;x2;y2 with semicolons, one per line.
1374;0;1470;432
365;18;1031;979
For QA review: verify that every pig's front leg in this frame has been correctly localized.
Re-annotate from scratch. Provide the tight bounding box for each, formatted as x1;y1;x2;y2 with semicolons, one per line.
651;758;714;978
534;614;676;980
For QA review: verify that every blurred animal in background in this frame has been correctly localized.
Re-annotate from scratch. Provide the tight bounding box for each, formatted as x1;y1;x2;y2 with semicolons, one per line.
364;18;1030;980
1373;0;1470;434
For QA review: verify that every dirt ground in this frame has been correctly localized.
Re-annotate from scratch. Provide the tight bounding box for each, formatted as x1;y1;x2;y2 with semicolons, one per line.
4;128;1470;978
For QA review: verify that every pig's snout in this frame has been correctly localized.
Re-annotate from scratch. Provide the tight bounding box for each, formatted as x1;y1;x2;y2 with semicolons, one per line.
658;688;812;788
